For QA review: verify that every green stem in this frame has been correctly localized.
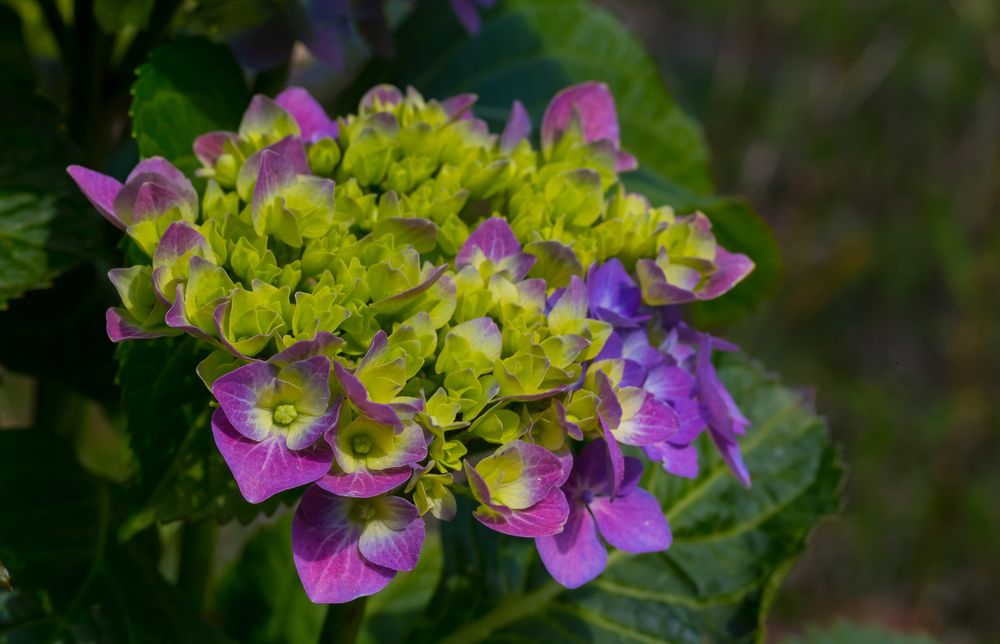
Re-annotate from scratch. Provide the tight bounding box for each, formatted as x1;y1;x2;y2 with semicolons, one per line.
318;596;368;644
177;519;216;613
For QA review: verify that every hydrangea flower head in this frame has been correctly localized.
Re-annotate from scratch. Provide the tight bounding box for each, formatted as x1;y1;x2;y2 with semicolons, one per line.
71;81;755;601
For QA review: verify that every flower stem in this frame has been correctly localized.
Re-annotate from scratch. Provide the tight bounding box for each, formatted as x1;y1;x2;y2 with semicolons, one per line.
318;596;368;644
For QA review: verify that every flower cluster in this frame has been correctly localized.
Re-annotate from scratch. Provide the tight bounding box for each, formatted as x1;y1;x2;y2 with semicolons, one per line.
69;81;754;601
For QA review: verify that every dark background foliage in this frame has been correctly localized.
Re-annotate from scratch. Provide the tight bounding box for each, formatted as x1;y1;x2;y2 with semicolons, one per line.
0;0;995;641
598;0;999;639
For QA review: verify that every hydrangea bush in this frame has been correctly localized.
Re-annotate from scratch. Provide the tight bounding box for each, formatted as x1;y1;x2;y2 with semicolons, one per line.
69;81;758;603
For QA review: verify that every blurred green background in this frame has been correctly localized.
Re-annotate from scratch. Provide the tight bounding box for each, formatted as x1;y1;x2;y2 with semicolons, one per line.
602;0;999;639
1;0;996;640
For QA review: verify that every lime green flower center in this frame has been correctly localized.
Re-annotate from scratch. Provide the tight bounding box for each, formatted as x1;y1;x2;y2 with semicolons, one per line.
273;404;298;426
351;434;373;456
352;501;376;522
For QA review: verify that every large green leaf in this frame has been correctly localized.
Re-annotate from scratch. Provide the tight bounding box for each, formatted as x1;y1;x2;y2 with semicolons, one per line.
131;36;249;175
624;170;783;327
0;429;225;642
347;0;713;195
116;336;286;538
403;354;842;643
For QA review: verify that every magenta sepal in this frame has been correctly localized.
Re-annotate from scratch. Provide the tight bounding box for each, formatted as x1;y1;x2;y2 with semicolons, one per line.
212;409;333;504
292;487;425;603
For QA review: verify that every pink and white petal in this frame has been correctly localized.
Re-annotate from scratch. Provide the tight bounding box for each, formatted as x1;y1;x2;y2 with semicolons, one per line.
589;488;672;554
358;497;424;572
535;503;607;589
316;463;412;498
212;409;332;503
474;487;569;538
212;361;279;441
292;488;395;603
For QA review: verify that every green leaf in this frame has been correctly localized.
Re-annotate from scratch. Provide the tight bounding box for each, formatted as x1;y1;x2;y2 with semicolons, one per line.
624;169;783;326
786;621;938;644
215;515;327;644
409;354;843;643
346;0;713;194
0;73;102;308
0;429;226;642
131;36;249;176
116;336;285;538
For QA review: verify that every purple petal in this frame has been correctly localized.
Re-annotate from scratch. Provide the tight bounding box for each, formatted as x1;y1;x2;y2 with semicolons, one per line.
479;440;565;510
193;131;236;167
500;100;531;152
644;442;699;479
316;463;412;498
672;398;707;444
711;431;751;488
153;221;208;263
464;460;494;506
616;150;638;173
456;217;522;267
535;502;606;589
541;81;621;150
212;361;280;441
643;364;694;402
292;487;395;603
553;399;583;441
273;332;344;366
252;148;298;222
549;275;588;324
442;93;477;120
302;0;351;68
614;389;679;446
698;248;755;300
360;84;403;113
67;165;123;229
474;487;569;537
587;258;643;326
589;487;671;554
128;180;185;223
212;409;332;503
275;87;338;142
449;0;495;33
333;362;402;430
105;307;167;341
620;331;661;370
358;496;425;572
